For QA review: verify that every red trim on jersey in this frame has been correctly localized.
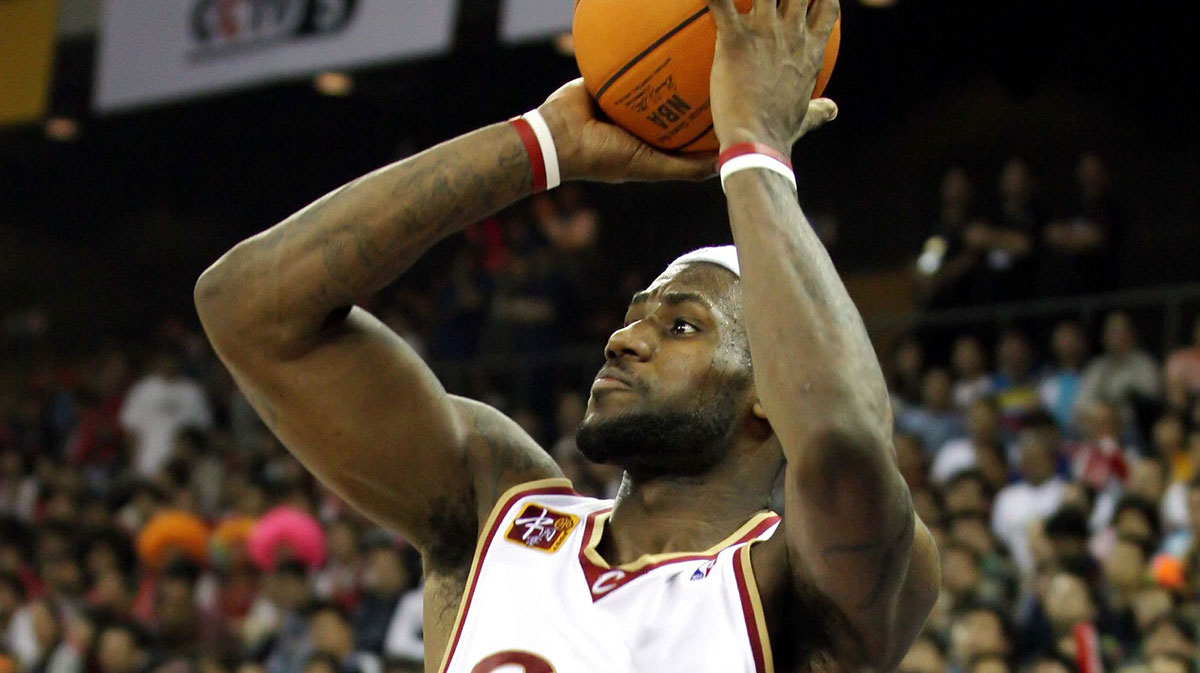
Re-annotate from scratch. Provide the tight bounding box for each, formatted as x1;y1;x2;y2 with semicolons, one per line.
439;483;577;671
578;510;780;601
734;550;769;673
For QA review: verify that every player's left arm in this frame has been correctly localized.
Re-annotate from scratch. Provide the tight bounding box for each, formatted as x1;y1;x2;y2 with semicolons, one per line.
704;0;939;668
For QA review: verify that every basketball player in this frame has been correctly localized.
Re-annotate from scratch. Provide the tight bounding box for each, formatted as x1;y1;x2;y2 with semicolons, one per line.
195;0;938;670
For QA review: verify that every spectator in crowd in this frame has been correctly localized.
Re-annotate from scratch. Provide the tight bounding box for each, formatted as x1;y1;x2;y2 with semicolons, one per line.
66;347;129;479
953;335;995;411
945;470;995;519
943;543;985;609
0;452;36;522
1142;615;1196;662
1038;153;1124;297
949;601;1013;672
305;603;381;673
379;584;422;666
899;368;969;459
93;622;150;673
25;598;81;673
979;158;1040;302
1039;571;1099;662
1040;506;1098;580
1039;322;1089;434
1151;415;1192;530
1165;316;1200;411
1102;536;1152;642
313;520;362;613
151;560;231;662
947;513;1018;607
350;544;412;656
118;349;212;479
1076;312;1162;438
1070;402;1132;491
898;633;947;673
993;431;1067;574
1162;474;1200;561
247;561;311;673
932;396;1008;487
914;167;989;309
993;330;1042;434
1165;445;1200;539
1;573;32;669
890;334;927;415
896;433;931;492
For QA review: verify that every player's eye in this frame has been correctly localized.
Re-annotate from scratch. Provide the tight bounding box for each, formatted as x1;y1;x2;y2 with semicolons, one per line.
670;319;698;335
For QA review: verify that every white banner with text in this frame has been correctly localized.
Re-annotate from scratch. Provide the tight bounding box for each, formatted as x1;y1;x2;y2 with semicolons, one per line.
95;0;457;112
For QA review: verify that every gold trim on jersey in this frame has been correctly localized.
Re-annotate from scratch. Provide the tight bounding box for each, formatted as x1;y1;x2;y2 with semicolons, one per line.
581;510;779;572
738;543;776;673
434;477;576;673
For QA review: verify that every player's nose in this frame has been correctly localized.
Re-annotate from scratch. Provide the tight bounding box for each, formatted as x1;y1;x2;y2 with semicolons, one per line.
604;321;655;362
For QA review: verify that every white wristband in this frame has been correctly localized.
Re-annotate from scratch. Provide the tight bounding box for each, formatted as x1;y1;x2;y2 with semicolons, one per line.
523;109;561;191
719;154;797;193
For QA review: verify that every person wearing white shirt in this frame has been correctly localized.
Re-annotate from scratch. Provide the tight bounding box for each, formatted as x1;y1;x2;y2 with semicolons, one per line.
991;430;1066;575
933;396;1006;485
118;351;213;478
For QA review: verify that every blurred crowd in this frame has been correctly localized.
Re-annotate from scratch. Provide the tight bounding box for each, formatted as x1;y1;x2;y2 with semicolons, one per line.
891;312;1200;673
1;162;1198;673
914;152;1126;308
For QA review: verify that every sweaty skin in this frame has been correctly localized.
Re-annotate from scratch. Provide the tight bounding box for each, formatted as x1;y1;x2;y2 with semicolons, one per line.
195;0;937;669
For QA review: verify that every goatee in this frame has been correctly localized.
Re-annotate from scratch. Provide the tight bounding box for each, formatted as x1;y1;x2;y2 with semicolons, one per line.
576;388;741;477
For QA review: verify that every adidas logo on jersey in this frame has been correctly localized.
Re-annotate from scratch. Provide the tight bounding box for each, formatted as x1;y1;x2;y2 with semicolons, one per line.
505;503;579;553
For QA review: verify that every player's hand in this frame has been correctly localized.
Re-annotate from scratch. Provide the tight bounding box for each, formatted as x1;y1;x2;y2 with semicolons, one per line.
705;0;840;154
538;79;717;183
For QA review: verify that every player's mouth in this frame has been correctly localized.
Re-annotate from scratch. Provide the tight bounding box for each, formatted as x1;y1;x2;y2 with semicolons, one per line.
592;368;634;392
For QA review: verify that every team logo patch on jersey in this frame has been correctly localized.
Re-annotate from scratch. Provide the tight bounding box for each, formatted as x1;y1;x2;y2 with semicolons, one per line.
505;503;579;553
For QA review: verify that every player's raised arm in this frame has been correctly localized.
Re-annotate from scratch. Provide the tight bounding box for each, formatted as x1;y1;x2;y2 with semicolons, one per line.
193;81;714;567
703;0;938;668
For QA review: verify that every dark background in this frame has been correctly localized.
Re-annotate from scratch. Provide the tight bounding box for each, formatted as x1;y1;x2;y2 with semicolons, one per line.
1;0;1197;344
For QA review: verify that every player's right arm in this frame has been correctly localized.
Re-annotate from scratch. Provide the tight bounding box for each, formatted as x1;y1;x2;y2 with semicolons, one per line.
194;81;714;568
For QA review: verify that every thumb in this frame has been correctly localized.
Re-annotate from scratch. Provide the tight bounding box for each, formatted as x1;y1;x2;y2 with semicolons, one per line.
797;98;838;139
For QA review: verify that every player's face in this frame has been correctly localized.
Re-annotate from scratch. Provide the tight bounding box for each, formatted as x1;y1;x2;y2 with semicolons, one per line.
577;264;754;475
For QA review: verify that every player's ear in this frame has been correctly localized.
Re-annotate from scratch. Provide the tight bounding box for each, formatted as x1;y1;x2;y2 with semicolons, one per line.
745;398;774;443
752;399;768;420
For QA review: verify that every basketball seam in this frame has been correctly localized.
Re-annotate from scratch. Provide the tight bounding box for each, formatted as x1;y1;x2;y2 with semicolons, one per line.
592;6;711;104
675;123;715;150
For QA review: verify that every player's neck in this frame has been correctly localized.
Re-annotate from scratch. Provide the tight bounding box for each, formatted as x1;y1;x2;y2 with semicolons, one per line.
600;467;770;566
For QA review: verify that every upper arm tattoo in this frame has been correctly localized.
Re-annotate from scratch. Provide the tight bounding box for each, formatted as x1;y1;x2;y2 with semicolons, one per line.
457;399;562;519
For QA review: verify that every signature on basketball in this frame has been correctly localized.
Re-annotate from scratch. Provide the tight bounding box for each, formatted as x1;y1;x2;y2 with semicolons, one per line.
632;75;679;114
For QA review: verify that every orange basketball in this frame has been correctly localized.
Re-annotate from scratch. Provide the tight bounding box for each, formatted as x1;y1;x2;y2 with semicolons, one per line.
573;0;840;152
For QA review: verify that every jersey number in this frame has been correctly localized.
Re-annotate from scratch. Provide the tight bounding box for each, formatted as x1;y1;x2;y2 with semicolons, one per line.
471;651;554;673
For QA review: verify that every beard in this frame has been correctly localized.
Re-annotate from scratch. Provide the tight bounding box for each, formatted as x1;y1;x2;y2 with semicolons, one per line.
576;384;743;478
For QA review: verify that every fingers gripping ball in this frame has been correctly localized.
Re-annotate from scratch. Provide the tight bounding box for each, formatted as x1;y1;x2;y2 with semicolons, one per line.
573;0;840;152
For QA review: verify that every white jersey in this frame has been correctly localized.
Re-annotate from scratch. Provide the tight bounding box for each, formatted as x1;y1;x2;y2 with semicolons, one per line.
437;478;781;673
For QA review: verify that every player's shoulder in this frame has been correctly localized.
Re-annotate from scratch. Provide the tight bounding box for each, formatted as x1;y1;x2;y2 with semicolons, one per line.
447;396;565;533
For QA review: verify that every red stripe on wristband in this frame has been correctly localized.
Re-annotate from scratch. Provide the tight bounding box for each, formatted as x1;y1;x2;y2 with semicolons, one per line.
510;116;547;193
717;142;793;171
